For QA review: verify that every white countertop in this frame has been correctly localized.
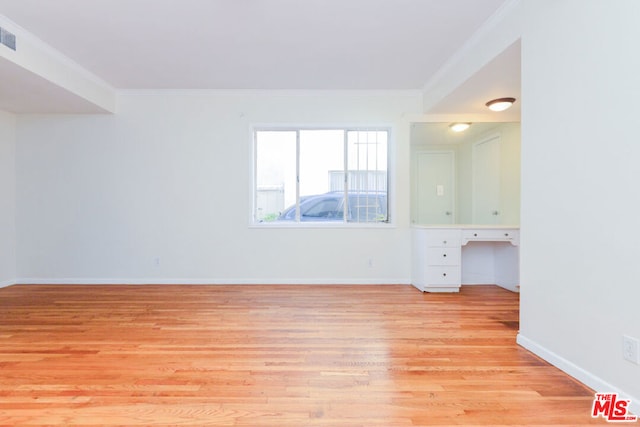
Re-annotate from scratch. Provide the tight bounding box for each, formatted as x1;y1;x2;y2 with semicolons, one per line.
411;224;520;230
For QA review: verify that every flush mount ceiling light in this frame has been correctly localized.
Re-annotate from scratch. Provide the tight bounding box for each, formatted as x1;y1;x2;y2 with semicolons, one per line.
449;122;471;132
486;97;516;112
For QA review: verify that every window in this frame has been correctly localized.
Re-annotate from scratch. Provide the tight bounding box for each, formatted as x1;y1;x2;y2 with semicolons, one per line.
254;128;389;224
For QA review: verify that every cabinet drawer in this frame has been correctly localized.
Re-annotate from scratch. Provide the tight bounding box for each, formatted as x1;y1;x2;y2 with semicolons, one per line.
425;266;461;285
462;229;517;242
424;230;461;247
426;247;461;266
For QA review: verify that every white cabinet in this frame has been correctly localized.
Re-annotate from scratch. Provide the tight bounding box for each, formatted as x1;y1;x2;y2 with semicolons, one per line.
461;228;518;244
423;229;461;247
425;247;461;265
412;228;462;292
412;226;520;293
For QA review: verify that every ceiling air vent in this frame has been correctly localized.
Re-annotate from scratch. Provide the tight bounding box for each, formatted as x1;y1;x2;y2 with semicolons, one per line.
0;27;16;51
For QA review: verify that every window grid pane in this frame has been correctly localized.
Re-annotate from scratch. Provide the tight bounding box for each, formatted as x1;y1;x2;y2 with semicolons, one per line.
346;130;388;223
255;131;297;222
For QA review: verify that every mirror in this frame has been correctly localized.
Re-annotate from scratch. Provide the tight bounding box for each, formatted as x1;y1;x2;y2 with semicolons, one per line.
410;122;520;226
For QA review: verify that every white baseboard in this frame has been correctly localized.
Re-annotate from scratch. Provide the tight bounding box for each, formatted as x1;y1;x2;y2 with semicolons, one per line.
0;279;17;288
517;333;639;415
497;283;520;292
15;277;411;286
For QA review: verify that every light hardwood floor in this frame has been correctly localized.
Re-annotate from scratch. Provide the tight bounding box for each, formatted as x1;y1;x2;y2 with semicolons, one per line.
0;284;607;426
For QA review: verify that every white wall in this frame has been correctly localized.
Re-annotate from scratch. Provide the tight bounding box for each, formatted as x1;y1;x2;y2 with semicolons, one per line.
518;0;640;411
0;110;16;287
16;91;421;284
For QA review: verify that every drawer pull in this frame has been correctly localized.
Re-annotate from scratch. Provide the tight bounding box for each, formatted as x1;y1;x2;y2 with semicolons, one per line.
474;233;478;237
443;240;447;244
443;253;447;257
505;233;509;237
442;273;447;277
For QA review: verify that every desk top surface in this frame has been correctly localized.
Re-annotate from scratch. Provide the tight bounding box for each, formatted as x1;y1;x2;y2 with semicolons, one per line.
412;224;520;230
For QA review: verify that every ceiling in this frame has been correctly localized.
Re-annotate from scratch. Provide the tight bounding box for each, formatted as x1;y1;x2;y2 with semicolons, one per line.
0;0;519;113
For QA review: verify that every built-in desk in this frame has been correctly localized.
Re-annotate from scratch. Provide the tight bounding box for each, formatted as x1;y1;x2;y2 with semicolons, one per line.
411;225;520;293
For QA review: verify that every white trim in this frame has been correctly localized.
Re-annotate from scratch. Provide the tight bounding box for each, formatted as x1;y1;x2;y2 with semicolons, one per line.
250;125;394;227
517;333;640;415
0;279;17;288
118;89;423;97
251;123;395;132
248;222;396;230
15;278;411;286
404;113;516;124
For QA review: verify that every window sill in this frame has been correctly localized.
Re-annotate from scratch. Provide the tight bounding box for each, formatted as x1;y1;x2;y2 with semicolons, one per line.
249;222;396;230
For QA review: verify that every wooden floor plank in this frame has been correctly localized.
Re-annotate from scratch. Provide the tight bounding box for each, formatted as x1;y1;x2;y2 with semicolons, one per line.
0;284;607;426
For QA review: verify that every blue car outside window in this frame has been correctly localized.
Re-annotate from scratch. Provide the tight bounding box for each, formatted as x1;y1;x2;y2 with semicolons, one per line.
277;192;387;223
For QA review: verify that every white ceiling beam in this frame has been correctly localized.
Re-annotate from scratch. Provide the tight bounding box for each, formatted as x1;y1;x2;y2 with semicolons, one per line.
0;14;116;113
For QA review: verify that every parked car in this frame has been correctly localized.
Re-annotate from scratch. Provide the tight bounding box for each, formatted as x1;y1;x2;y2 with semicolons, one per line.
277;191;387;222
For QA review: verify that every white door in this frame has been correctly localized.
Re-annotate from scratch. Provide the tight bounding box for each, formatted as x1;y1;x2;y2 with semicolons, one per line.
472;135;501;224
415;151;455;224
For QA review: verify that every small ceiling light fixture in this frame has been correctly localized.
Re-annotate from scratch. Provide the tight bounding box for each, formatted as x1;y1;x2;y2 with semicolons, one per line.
486;97;516;112
449;122;471;133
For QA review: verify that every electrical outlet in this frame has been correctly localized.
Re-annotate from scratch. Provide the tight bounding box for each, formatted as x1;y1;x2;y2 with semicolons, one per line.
623;335;639;364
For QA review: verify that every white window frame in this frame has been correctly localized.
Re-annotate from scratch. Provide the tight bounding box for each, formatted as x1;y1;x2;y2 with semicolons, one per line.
251;125;393;228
